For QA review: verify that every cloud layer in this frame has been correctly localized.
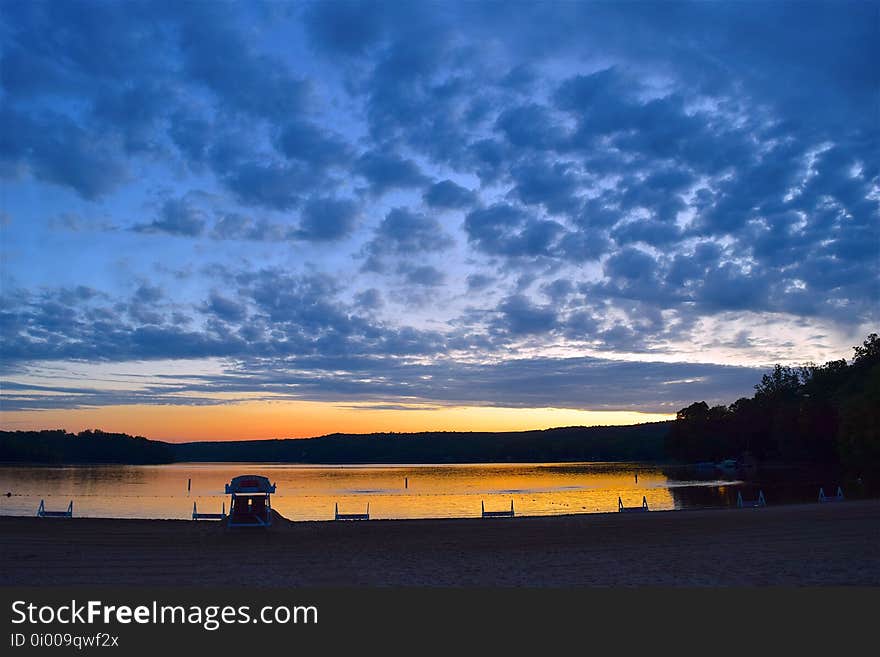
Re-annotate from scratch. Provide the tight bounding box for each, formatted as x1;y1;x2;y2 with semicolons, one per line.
1;1;877;415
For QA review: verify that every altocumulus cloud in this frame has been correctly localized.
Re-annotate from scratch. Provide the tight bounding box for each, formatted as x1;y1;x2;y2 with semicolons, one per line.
1;1;877;415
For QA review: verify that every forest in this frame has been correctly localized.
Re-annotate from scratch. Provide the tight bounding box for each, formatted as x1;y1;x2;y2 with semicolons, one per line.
666;333;880;470
0;429;175;464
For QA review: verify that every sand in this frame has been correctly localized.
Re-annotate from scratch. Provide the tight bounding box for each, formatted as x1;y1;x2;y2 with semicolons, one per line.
1;500;878;586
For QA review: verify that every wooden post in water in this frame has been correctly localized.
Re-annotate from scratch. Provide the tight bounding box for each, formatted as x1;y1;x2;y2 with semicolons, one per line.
405;477;408;489
187;478;191;493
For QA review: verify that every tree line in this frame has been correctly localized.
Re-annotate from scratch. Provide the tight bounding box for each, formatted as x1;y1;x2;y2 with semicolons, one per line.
172;423;670;463
0;423;670;465
0;429;175;464
665;333;880;470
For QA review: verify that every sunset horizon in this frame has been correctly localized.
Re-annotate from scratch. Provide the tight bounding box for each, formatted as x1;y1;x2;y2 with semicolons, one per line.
2;402;676;442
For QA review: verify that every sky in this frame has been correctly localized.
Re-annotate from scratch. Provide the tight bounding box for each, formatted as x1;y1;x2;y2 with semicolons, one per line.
0;1;878;441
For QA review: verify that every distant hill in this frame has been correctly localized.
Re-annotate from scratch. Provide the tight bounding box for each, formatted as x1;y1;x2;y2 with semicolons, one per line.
172;423;671;464
0;422;671;465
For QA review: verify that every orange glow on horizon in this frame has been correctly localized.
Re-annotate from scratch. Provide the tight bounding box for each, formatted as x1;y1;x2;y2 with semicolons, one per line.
0;400;674;442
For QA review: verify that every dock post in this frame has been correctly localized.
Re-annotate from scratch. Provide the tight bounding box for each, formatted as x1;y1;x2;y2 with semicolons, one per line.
187;478;191;493
511;499;514;515
405;477;408;489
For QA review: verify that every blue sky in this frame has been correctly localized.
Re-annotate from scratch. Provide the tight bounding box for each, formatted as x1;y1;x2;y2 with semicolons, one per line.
0;1;878;435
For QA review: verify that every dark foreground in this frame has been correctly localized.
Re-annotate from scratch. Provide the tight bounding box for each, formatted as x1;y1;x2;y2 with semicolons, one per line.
1;500;878;586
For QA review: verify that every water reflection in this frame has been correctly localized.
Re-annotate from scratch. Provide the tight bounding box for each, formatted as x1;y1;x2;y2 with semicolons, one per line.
0;462;849;521
661;463;850;509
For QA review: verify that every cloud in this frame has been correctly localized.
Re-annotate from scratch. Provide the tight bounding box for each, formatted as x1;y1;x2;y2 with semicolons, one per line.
294;197;360;241
496;104;567;151
611;219;682;246
211;213;286;242
354;288;384;310
134;284;162;304
494;294;557;336
221;161;320;211
0;107;127;199
176;5;310;121
361;207;454;271
398;263;445;287
0;270;449;366
1;352;766;414
133;197;206;237
204;292;247;322
303;0;388;56
276;119;352;169
167;110;214;165
465;203;564;258
466;138;511;184
91;81;169;153
509;157;581;215
355;149;429;195
466;273;495;292
423;179;477;209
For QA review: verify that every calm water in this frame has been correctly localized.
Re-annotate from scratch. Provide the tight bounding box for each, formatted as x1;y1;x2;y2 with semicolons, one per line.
0;462;847;521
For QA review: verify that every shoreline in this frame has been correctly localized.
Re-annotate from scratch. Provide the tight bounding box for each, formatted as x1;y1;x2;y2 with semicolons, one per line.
2;499;878;586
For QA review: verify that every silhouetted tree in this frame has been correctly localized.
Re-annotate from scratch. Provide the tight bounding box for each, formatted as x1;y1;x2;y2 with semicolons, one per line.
852;333;880;366
0;429;174;464
665;333;880;472
837;334;880;470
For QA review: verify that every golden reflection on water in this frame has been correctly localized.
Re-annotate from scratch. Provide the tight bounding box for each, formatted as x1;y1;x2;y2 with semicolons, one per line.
0;462;716;521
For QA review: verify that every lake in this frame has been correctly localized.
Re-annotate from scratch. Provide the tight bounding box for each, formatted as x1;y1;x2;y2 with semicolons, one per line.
0;462;848;521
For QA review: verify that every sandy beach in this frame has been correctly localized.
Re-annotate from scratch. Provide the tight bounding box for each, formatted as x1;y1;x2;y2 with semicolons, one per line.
1;500;878;586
